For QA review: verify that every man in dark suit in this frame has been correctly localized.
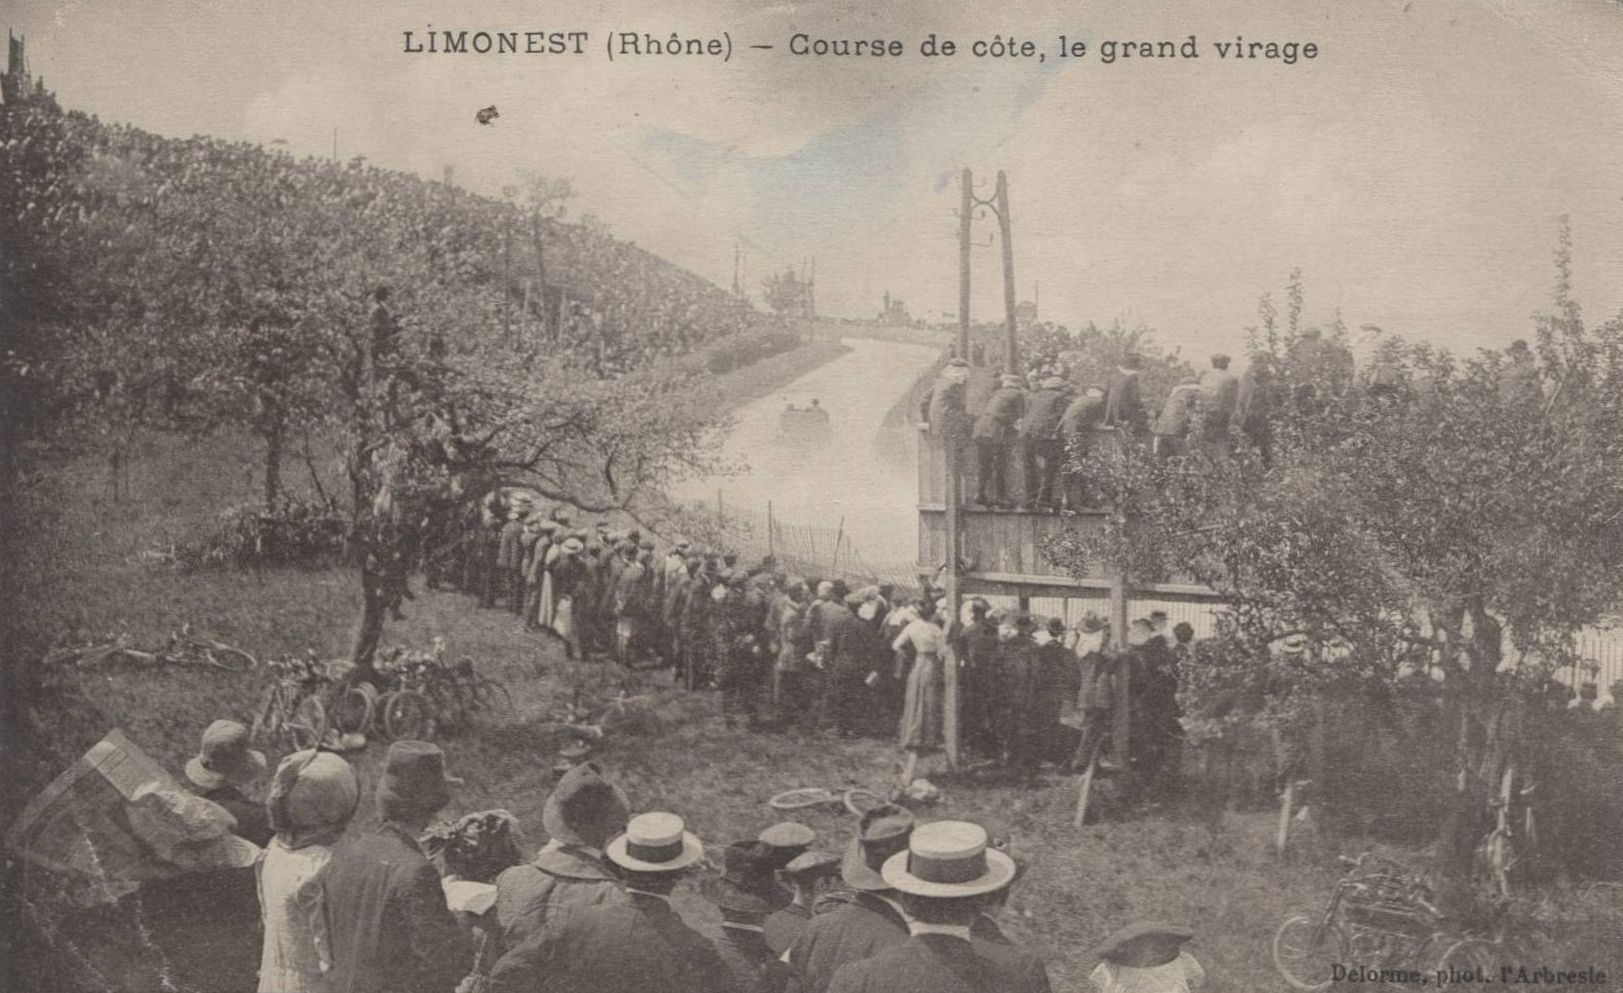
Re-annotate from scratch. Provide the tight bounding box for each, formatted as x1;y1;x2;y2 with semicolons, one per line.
1018;375;1072;509
825;820;1051;993
490;811;729;993
973;375;1027;507
316;741;471;993
785;805;915;993
1058;387;1106;509
1103;352;1148;438
703;840;795;993
1197;353;1240;455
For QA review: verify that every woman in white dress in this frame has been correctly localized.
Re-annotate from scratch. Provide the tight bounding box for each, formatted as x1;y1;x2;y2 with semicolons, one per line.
256;749;360;993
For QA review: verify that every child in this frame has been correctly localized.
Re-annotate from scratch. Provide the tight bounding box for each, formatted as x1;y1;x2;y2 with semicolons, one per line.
1090;921;1205;993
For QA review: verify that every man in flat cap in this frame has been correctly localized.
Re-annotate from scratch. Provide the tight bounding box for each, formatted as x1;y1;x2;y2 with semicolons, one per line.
1018;374;1072;510
973;374;1027;508
316;741;470;993
766;849;843;955
704;840;795;993
785;805;914;993
1197;353;1239;456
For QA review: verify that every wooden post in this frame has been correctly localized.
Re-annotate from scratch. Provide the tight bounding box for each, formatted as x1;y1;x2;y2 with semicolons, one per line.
767;501;774;558
1276;779;1296;853
1072;753;1098;828
830;516;845;575
996;171;1018;373
1110;571;1131;777
942;434;962;770
959;168;973;359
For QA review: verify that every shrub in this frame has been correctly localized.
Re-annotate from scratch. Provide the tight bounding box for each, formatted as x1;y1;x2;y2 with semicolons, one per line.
182;496;348;570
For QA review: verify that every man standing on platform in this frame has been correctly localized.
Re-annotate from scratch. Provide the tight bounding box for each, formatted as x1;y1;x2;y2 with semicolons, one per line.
1018;375;1072;510
974;375;1027;508
1197;353;1240;456
1104;353;1148;439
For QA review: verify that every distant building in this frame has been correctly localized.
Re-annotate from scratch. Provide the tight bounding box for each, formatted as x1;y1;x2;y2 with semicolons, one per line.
2;32;53;106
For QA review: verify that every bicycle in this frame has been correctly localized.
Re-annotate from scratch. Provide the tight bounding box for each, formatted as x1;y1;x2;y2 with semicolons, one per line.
767;787;888;816
156;623;257;672
252;655;330;752
1434;902;1553;983
1273;853;1459;992
375;647;514;742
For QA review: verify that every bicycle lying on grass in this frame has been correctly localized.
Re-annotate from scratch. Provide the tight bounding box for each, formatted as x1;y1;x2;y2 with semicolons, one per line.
769;787;890;817
1273;853;1464;991
46;624;257;673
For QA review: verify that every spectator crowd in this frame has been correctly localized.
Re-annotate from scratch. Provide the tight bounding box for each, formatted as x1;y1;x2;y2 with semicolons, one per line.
148;723;1206;993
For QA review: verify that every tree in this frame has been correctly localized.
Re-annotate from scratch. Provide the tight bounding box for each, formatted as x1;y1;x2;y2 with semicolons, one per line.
762;267;809;316
1050;250;1623;889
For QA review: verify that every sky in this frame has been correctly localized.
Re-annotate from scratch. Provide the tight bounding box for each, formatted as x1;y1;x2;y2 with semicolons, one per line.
11;0;1623;360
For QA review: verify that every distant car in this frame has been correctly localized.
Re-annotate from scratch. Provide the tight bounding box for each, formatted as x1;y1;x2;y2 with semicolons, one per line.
777;401;831;445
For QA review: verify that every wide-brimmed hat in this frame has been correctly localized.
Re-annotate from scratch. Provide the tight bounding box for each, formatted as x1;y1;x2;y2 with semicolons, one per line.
701;841;792;915
542;761;630;850
841;803;915;892
758;822;816;868
784;849;842;879
880;820;1017;899
1126;620;1156;647
606;811;705;872
1079;613;1108;634
185;720;267;790
561;537;585;554
1041;376;1067;390
1096;921;1195;967
378;740;462;819
1000;374;1025;388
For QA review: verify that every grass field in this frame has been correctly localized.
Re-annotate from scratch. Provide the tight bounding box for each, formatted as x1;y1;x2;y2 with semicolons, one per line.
8;427;1362;993
17;424;1623;992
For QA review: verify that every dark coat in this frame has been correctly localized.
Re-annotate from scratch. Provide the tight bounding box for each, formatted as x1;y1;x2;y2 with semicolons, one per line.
973;387;1027;442
1103;368;1146;435
1018;384;1071;440
492;845;625;955
202;783;273;847
922;374;971;440
315;822;472;993
785;891;909;993
1198;368;1240;433
488;891;731;993
825;934;1051;993
716;924;794;993
765;903;813;956
1059;393;1106;441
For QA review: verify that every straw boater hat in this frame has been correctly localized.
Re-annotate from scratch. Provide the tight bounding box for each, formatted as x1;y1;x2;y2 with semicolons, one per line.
1126;619;1156;647
606;811;705;872
841;803;915;892
701;841;792;914
542;762;629;850
880;820;1017;899
185;720;268;790
758;821;816;869
1096;921;1196;967
561;537;585;555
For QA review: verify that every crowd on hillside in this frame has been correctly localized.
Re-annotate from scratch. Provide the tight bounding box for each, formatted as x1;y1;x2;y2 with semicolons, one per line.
30;101;762;384
438;503;1189;792
143;724;1207;993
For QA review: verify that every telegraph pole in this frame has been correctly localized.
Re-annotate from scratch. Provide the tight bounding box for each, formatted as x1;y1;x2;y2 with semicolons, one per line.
996;170;1018;372
958;168;973;358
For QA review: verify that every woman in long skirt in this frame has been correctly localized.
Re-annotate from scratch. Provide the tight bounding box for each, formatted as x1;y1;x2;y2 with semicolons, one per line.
893;600;948;756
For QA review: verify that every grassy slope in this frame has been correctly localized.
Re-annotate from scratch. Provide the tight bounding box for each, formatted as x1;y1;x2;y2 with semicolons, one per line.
15;428;1343;993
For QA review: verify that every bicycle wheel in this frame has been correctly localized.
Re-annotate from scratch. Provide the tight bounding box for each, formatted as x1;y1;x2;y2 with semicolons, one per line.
289;694;327;751
842;788;887;817
769;788;835;811
382;690;434;741
251;684;285;745
204;643;257;673
1436;938;1498;979
328;683;378;736
1272;914;1346;992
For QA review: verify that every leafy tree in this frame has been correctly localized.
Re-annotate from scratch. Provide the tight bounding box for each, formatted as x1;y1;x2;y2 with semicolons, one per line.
762;267;809;316
1050;241;1623;888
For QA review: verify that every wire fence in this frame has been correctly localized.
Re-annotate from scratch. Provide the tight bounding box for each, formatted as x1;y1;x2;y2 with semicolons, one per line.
710;501;922;594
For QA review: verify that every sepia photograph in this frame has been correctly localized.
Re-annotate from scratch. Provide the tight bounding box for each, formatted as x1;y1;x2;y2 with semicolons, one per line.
3;1;1623;991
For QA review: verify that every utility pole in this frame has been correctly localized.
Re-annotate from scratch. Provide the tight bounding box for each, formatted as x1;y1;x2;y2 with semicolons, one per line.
502;218;512;338
332;127;338;162
808;256;816;319
531;212;548;338
996;170;1018;372
958;168;973;358
733;242;742;299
